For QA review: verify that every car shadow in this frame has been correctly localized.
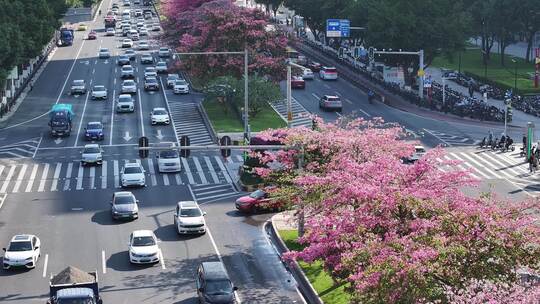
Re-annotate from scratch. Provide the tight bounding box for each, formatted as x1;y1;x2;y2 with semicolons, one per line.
171;298;198;304
153;224;201;242
91;209;133;226
107;251;156;272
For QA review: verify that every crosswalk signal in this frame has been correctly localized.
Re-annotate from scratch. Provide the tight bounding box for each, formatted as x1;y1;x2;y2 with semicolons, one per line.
180;136;190;158
138;136;149;158
220;136;232;158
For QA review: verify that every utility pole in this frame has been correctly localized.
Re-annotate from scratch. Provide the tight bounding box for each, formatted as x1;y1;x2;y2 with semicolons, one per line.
286;64;292;127
244;48;250;142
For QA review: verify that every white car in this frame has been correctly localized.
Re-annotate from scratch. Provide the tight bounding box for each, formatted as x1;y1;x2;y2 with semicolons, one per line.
99;48;111;58
122;38;134;48
152;24;161;31
116;94;135;112
121;79;137;94
3;234;41;270
174;201;206;234
150;107;170;125
91;85;108;100
139;28;148;36
319;66;338;80
121;162;146;187
128;30;139;41
166;73;180;88
173;79;189;94
158;47;170;57
81;144;104;166
157;149;181;173
144;66;157;79
128;230;160;264
121;65;135;78
302;68;314;80
106;27;116;36
406;145;427;163
141;53;154;64
138;41;150;50
155;61;167;73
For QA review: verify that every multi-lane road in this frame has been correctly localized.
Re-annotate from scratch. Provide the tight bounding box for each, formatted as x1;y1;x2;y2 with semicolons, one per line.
0;1;305;303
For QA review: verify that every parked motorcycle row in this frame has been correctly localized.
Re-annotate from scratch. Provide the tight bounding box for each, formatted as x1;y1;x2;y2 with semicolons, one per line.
478;135;516;152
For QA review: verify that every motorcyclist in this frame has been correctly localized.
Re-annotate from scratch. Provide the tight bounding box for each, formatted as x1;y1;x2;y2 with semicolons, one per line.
479;137;486;148
492;137;498;150
99;9;101;15
505;137;513;150
367;90;375;104
499;135;506;148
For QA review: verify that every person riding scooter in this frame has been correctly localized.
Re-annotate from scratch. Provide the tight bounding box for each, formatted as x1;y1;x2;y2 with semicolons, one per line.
368;90;375;104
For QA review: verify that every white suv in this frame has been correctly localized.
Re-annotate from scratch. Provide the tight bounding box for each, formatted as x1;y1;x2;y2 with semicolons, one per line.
128;230;160;264
3;234;41;270
319;66;338;80
174;201;206;234
150;107;170;125
121;162;146;187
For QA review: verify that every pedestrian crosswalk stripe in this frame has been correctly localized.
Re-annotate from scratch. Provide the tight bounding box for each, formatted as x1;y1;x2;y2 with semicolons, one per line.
175;173;182;185
214;156;232;184
64;163;73;191
204;157;219;184
1;165;16;193
26;164;39;193
89;166;96;190
12;164;27;193
448;153;479;180
456;153;494;179
147;158;157;186
163;173;170;186
477;152;515;179
38;163;49;192
193;157;207;184
101;161;107;189
76;163;84;190
51;163;61;192
113;160;119;188
181;157;195;184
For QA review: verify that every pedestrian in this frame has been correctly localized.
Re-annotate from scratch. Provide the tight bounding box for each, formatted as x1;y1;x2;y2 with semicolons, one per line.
468;85;474;98
529;152;536;173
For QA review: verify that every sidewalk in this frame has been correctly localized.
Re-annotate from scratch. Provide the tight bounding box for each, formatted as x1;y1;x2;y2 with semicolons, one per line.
426;67;540;128
271;210;298;230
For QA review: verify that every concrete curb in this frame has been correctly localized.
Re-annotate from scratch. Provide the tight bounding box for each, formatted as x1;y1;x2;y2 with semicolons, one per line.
268;214;323;304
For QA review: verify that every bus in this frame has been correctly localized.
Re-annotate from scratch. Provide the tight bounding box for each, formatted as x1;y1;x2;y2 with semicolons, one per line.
286;46;306;65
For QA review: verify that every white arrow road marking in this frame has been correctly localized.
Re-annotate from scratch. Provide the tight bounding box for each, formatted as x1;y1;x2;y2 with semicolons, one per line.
156;129;164;140
123;131;132;141
54;138;63;145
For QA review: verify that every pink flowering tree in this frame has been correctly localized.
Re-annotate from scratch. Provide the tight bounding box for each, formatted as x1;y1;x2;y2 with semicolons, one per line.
161;0;213;20
445;279;540;303
253;117;540;303
161;0;287;81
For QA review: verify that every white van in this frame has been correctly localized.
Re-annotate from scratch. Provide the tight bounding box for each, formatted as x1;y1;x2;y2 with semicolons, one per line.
157;149;181;173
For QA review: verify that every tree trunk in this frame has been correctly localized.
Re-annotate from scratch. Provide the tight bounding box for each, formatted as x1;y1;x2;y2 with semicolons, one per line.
297;209;305;237
525;31;535;63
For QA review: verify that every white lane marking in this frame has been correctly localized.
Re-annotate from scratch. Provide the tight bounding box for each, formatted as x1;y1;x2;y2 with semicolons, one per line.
109;88;116;146
159;249;166;270
38;163;50;192
335;112;342;117
0;165;4;180
181;158;195;184
334;91;341;96
193;157;208;184
25;164;39;192
175;173;182;185
0;194;6;209
101;161;107;189
89;166;95;189
146;158;157;186
63;163;73;191
74;91;91;147
204;157;219;183
71;208;83;211
92;68;95;74
311;93;320;100
358;108;371;117
33;136;43;158
422;128;452;147
345;98;353;105
12;164;28;193
42;254;49;278
102;250;107;274
76;163;84;190
137;89;145;136
93;0;104;22
159;78;180;146
114;160;120;188
0;165;16;193
163;173;170;186
54;35;87;105
214;156;232;184
51;163;62;191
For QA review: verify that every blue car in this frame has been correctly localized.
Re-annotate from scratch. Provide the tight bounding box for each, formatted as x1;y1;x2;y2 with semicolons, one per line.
84;122;104;141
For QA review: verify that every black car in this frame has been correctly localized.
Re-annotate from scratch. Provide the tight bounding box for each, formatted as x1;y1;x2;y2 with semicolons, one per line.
144;77;159;91
117;55;130;66
84;122;104;141
197;262;238;304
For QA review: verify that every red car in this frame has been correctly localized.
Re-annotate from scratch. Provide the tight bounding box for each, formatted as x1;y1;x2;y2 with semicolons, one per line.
307;61;322;72
291;76;305;89
235;189;284;213
87;31;97;40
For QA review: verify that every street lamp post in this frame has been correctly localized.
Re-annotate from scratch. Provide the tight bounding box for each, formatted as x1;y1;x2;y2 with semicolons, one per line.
511;58;518;92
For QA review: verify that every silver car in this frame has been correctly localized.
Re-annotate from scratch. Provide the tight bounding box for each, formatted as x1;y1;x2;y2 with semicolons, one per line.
121;79;137;94
138;41;150;50
111;191;139;220
155;61;167;73
99;48;111;58
81;144;104;166
173;79;189;94
70;79;87;95
319;95;342;112
121;65;135;79
144;66;157;79
116;94;135;112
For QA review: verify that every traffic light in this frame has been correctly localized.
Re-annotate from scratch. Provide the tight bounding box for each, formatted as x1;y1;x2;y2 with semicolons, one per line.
220;135;232;158
180;135;190;158
138;136;149;158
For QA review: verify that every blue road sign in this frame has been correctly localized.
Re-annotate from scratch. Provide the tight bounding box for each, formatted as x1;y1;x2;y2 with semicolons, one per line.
326;19;350;38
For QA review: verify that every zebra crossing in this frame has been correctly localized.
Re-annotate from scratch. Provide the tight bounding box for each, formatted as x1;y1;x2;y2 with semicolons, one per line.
440;147;540;190
0;137;41;159
270;98;313;128
424;129;478;146
0;155;245;194
167;101;215;145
